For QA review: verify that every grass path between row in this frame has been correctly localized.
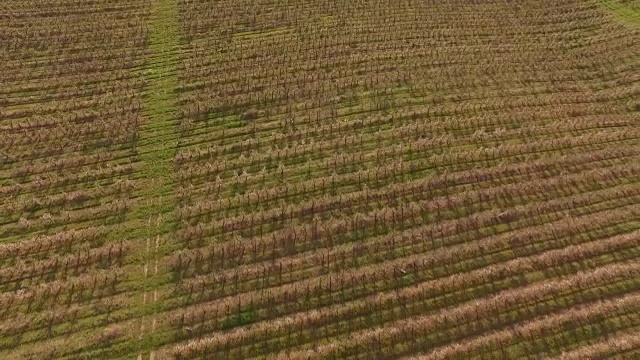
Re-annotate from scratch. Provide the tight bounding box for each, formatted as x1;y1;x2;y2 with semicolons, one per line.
133;0;182;358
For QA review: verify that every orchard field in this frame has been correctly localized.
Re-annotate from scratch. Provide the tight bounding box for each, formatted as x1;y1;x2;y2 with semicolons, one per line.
0;0;639;359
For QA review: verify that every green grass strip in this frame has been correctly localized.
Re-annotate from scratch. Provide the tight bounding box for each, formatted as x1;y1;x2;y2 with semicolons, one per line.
594;0;640;27
125;0;182;357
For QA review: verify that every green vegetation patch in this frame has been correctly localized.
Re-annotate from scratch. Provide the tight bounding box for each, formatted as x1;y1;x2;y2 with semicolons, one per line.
595;0;640;27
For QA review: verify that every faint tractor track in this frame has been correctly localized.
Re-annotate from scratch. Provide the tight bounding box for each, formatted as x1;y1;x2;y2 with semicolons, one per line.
135;0;182;358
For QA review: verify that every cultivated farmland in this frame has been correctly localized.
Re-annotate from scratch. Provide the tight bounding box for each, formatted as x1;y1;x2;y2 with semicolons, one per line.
0;0;639;359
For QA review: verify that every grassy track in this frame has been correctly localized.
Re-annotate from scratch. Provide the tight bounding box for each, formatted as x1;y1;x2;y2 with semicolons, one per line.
131;0;181;357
